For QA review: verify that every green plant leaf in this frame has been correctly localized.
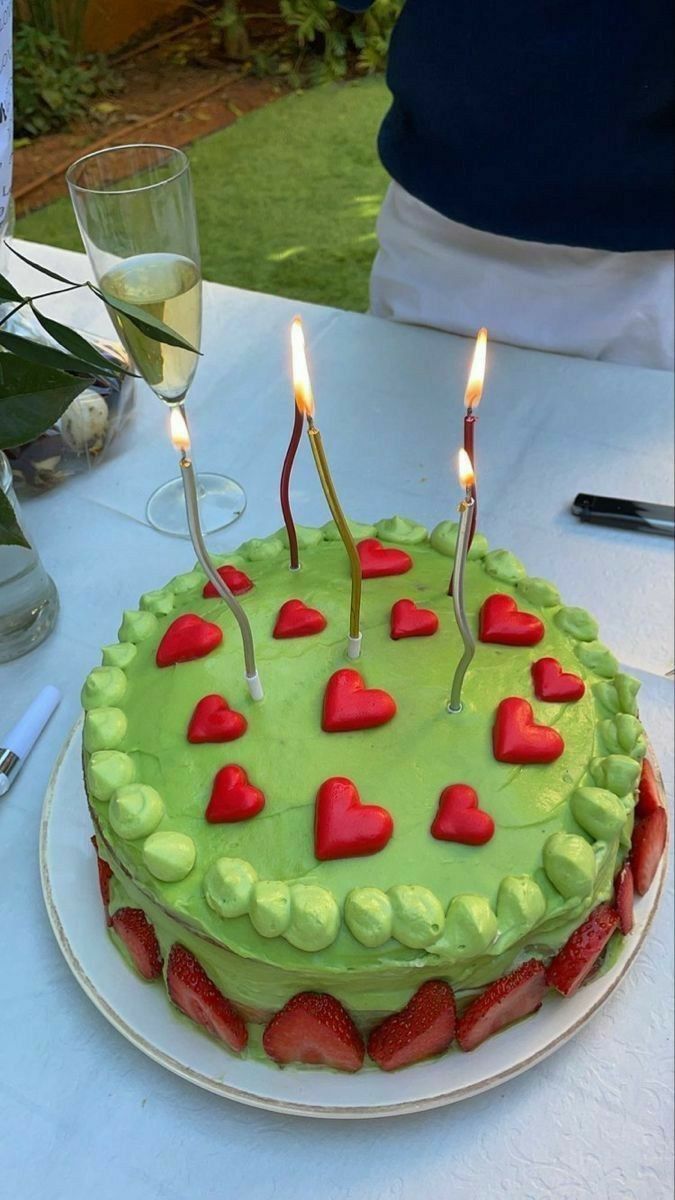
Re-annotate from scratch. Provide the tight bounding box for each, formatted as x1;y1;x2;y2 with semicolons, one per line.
0;329;116;379
5;242;79;286
0;489;30;549
0;273;24;303
93;285;202;354
0;357;91;448
30;307;139;378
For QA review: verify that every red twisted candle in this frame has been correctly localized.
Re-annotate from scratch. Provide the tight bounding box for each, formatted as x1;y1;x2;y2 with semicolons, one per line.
449;329;487;596
280;393;304;570
464;410;478;547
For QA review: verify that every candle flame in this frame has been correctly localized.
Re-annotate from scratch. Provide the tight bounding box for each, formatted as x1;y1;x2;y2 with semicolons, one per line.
458;448;475;488
464;327;488;410
291;316;315;418
170;406;191;452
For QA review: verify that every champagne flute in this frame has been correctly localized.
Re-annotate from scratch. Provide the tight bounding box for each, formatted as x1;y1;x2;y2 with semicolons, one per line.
66;144;246;535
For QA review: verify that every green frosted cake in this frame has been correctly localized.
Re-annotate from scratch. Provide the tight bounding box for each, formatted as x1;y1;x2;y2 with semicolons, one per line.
83;516;666;1072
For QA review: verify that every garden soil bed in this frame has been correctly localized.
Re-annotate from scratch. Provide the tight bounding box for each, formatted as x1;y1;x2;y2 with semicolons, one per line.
14;4;288;216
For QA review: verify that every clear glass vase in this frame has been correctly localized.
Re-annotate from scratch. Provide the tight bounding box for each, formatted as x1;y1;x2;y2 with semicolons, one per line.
0;452;59;663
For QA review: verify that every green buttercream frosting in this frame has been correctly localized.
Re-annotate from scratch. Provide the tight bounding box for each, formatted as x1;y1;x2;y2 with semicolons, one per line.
376;515;428;545
109;784;164;840
212;554;245;570
322;518;376;542
277;525;323;550
83;707;127;752
389;885;445;949
575;640;618;678
598;714;647;760
571;787;627;840
483;548;526;583
169;569;204;594
555;606;599;642
286;885;340;951
496;875;547;934
118;609;159;644
140;588;175;617
344;888;393;948
142;831;196;882
429;520;488;559
85;520;638;1014
589;755;641;797
593;674;641;717
517;577;562;608
204;858;257;919
249;882;291;938
81;666;127;710
239;535;283;561
101;643;137;669
87;750;135;802
620;809;635;850
543;832;596;898
444;894;498;959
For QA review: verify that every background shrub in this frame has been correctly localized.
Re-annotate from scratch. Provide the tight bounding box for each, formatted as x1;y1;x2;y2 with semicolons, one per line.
216;0;402;83
13;23;122;138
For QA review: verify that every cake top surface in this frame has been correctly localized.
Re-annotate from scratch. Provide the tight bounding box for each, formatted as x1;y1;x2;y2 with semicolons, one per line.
83;517;645;988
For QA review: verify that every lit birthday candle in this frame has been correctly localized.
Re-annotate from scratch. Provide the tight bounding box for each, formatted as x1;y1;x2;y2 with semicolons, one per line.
463;326;487;546
449;328;487;595
448;449;476;713
280;355;304;571
290;317;363;659
170;407;263;700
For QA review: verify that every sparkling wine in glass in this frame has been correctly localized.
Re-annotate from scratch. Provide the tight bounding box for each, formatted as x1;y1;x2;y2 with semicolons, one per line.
66;144;245;535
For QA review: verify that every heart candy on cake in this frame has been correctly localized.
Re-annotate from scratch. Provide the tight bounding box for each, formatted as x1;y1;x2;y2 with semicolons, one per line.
479;594;545;647
322;669;397;733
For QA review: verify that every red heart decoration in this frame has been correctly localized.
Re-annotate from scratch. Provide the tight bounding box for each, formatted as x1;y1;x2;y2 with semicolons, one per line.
532;657;585;703
357;538;413;579
322;669;397;733
273;599;327;640
315;777;394;860
203;565;254;598
479;594;545;646
156;614;222;667
431;784;495;845
188;695;248;743
390;598;439;641
493;697;565;764
205;764;265;823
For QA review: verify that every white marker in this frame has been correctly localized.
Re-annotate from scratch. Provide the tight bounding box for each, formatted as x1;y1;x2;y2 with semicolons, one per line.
0;685;62;796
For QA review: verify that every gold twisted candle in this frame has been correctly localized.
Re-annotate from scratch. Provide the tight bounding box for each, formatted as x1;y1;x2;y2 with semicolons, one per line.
291;317;362;659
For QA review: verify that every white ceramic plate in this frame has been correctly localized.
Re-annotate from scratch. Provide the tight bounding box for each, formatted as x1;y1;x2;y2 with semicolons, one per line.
41;720;667;1119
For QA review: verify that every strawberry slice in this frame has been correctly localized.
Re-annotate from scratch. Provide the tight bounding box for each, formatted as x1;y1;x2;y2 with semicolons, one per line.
111;907;163;981
614;862;634;934
368;980;456;1071
636;758;662;818
546;903;619;996
167;945;247;1051
457;959;547;1051
630;807;668;896
91;835;113;926
262;992;364;1072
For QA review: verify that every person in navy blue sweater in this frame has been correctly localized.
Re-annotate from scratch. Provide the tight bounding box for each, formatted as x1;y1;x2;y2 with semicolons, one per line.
339;1;674;367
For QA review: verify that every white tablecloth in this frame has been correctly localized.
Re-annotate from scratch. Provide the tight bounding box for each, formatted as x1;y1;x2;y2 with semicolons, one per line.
1;242;673;1200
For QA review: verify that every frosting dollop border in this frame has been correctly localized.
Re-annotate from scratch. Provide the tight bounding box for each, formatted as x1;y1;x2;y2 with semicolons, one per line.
82;519;644;956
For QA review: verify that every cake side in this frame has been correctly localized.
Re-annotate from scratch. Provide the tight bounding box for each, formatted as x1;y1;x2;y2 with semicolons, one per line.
82;517;649;1040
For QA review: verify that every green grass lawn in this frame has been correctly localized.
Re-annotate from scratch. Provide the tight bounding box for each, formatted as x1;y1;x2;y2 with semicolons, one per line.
17;78;391;312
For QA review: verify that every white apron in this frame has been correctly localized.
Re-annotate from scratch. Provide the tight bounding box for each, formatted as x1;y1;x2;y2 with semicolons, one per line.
371;181;674;370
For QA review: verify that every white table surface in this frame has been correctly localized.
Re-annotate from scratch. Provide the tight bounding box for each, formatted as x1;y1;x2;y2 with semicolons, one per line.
1;241;673;1200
